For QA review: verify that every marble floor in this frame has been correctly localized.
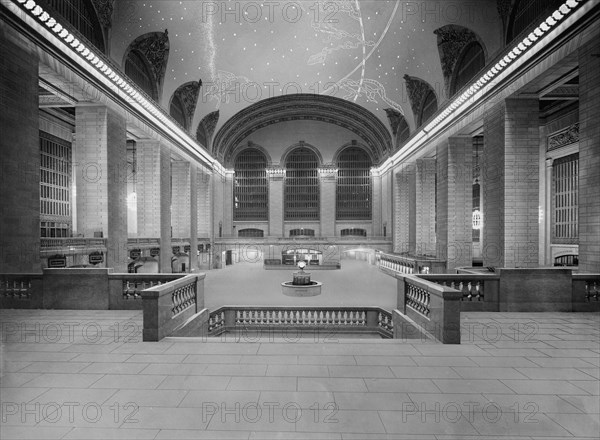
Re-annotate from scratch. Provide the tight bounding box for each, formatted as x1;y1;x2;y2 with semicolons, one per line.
204;259;397;309
1;308;599;439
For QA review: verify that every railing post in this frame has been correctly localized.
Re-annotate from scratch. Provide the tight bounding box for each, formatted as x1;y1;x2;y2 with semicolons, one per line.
484;276;499;311
436;288;462;344
224;308;236;331
365;309;379;329
396;274;407;314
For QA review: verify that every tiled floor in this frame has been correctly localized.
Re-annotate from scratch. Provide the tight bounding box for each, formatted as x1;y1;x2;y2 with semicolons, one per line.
1;309;599;439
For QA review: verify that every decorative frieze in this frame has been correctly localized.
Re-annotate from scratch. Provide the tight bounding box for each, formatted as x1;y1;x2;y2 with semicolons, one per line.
129;30;170;90
403;75;435;121
173;79;201;130
548;123;579;152
434;25;480;89
384;108;403;136
318;164;338;180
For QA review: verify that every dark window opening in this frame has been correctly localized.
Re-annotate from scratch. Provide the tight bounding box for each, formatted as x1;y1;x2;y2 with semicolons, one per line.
233;149;268;221
285;148;319;220
336;147;372;220
340;228;367;237
238;228;264;238
451;42;485;96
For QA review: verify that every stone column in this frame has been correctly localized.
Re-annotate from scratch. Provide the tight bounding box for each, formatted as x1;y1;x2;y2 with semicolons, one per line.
482;98;539;268
136;140;172;271
171;160;191;239
267;167;284;237
196;166;212;239
319;166;337;238
222;171;234;237
544;158;553;266
196;166;212;269
136;140;162;239
394;163;416;254
0;26;40;272
74;106;127;271
436;137;473;271
415;158;437;256
578;39;600;272
159;147;172;272
371;172;383;237
189;164;198;272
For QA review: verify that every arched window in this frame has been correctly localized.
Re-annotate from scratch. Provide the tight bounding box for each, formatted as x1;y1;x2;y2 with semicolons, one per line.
340;228;367;237
285;148;319;220
507;0;563;44
397;117;411;146
238;228;264;238
451;42;485;96
124;50;157;100
233;149;268;221
289;228;315;237
336;147;372;220
418;91;438;127
43;0;105;52
169;95;187;129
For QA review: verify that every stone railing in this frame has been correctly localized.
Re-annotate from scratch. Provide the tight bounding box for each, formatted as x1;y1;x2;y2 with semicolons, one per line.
207;306;394;338
418;274;500;312
0;274;43;308
142;273;207;341
127;238;160;247
40;238;107;249
107;274;185;309
378;252;446;274
395;274;462;344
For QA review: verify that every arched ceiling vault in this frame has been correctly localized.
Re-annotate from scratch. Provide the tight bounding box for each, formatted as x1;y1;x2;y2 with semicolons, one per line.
213;94;393;166
109;1;503;150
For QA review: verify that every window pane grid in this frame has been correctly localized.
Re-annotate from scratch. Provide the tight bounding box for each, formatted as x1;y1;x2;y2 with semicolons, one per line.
125;51;156;100
552;153;578;244
452;43;485;96
44;0;105;51
234;149;268;221
40;132;72;234
285;148;319;220
238;228;264;238
336;147;372;220
340;228;367;237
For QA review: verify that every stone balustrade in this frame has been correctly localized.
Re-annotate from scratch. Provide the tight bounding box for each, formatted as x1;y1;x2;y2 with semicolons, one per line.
207;306;394;338
419;274;500;312
377;252;446;274
142;273;207;341
395;274;462;344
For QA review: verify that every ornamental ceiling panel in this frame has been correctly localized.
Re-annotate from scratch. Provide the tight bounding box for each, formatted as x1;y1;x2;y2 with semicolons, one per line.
110;1;502;141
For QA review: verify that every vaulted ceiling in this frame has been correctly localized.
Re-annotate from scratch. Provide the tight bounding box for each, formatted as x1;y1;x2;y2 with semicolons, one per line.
110;1;503;139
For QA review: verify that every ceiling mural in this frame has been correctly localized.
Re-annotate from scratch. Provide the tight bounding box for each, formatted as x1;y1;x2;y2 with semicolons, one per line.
110;1;502;137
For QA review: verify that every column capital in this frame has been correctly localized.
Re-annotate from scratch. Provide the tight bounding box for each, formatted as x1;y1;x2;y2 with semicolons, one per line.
318;165;338;181
545;157;554;167
266;167;286;181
